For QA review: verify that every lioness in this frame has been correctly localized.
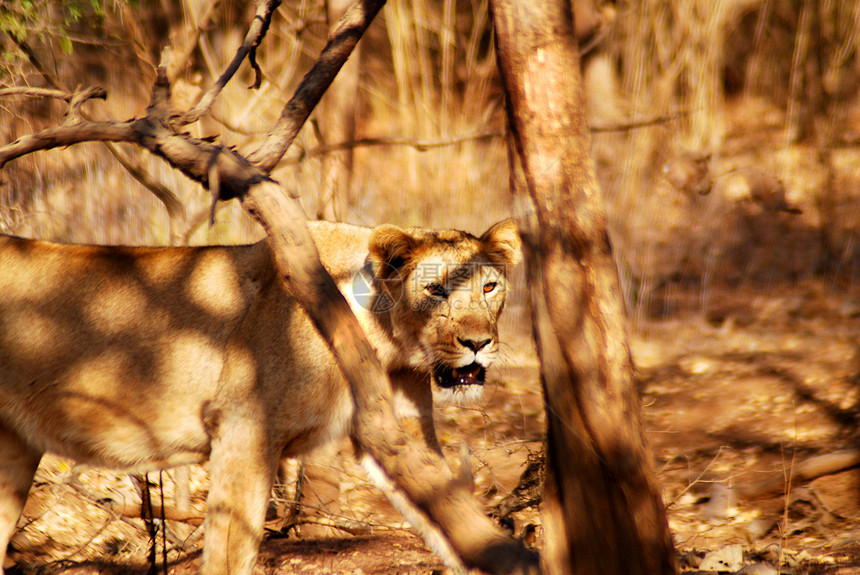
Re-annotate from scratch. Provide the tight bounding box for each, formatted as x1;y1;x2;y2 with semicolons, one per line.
0;219;521;574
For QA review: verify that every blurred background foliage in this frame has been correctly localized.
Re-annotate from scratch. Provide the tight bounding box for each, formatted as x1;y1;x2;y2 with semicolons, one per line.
1;0;859;322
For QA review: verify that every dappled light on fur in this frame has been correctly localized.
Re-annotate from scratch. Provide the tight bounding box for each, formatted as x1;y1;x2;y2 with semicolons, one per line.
0;219;525;574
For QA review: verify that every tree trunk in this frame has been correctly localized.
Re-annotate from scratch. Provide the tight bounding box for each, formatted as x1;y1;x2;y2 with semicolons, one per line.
489;1;677;574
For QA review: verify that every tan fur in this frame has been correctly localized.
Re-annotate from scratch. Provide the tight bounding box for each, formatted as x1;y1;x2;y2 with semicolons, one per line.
0;220;520;575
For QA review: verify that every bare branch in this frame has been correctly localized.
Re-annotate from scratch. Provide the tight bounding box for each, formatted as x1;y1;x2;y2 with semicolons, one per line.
64;86;108;125
247;0;281;89
0;106;269;203
6;38;184;220
281;113;691;167
249;0;386;172
10;37;62;91
0;84;107;125
590;112;688;133
0;87;75;101
107;144;185;222
279;114;688;166
284;131;502;164
0;122;137;168
178;0;282;125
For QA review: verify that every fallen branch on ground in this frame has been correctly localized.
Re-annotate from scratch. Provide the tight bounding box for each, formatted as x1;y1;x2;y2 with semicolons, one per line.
738;449;860;499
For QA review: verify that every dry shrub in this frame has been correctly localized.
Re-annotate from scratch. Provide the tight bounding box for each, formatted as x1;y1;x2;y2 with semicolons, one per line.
590;0;860;320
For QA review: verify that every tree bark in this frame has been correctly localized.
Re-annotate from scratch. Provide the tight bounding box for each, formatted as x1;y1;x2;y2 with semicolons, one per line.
489;1;677;574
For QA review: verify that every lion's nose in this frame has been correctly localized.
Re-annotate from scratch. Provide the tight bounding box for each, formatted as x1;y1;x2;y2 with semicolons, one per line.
457;337;492;352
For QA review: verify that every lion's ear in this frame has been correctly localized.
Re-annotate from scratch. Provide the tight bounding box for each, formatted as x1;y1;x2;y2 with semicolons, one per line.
368;224;417;273
480;219;522;269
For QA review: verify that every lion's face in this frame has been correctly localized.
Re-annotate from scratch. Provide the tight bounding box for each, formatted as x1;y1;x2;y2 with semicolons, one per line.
367;220;521;404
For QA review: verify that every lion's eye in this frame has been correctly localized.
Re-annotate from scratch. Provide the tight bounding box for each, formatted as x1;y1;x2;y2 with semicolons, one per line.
425;283;448;298
483;282;498;294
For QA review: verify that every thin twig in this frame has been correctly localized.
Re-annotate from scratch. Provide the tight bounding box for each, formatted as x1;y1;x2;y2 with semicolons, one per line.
667;446;726;508
136;474;159;573
209;108;265;135
266;497;414;536
10;37;62;91
590;112;688;133
271;515;409;536
778;408;799;573
279;114;689;166
159;470;168;575
578;19;613;57
55;514;115;564
0;86;107;123
282;131;502;163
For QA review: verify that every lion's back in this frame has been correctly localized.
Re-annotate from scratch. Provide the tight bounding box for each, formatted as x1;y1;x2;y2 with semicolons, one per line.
0;236;276;466
0;226;375;467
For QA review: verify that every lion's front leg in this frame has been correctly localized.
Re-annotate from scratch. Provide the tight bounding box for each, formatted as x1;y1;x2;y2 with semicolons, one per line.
200;413;277;575
387;369;441;453
0;424;41;575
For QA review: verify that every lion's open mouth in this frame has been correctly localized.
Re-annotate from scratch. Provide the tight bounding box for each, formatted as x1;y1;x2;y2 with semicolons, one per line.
433;362;486;389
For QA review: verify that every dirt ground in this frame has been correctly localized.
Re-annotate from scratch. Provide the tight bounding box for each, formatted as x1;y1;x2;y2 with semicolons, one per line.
6;277;860;574
636;282;860;575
